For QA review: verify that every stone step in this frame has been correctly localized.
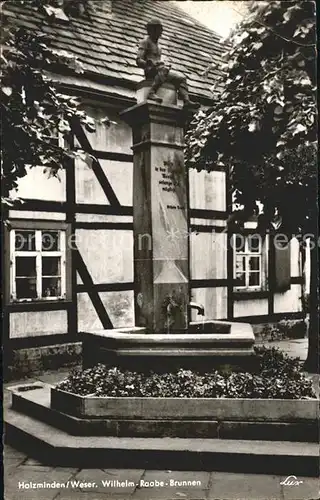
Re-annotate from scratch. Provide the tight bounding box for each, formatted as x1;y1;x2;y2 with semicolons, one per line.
10;386;319;442
4;406;319;476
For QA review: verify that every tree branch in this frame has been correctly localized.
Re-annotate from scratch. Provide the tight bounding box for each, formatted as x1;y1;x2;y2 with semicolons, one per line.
230;5;316;48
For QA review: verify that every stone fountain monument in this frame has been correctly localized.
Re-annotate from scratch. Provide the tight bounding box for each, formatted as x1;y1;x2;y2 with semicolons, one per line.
81;19;254;370
6;21;317;476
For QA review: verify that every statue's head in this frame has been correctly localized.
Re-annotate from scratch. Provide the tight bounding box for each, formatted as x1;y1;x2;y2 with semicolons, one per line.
146;19;163;41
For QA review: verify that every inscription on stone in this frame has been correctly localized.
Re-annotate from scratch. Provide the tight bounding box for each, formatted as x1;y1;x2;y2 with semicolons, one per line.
155;165;185;210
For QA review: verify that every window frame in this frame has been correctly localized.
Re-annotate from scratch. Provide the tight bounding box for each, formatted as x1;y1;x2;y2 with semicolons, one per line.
6;220;72;306
233;233;268;294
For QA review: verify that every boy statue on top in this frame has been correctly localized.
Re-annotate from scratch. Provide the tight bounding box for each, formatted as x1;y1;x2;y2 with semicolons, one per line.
136;19;198;108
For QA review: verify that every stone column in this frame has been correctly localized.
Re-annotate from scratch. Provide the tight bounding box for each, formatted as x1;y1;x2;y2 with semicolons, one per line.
121;101;190;333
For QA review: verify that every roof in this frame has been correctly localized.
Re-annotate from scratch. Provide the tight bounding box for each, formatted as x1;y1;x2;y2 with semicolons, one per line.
4;0;225;99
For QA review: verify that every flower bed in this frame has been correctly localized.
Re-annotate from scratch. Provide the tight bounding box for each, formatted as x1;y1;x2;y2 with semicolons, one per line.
57;347;316;400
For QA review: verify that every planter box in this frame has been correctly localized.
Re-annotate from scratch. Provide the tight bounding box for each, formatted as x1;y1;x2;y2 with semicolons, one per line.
51;387;318;421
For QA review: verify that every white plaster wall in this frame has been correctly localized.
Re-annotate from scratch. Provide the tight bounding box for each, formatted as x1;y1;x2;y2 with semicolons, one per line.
100;160;133;206
75;157;106;204
304;239;311;293
100;290;135;327
77;292;103;331
290;237;301;277
11;166;66;202
76;213;132;223
189;169;226;211
273;238;303;314
190;286;228;320
77;290;134;331
80;107;132;154
190;232;227;280
76;229;133;284
10;310;68;338
190;218;226;227
234;299;268;318
75;159;133;206
274;285;302;314
9;210;65;220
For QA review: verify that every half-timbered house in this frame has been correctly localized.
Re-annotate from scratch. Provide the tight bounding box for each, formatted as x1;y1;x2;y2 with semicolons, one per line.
3;0;306;375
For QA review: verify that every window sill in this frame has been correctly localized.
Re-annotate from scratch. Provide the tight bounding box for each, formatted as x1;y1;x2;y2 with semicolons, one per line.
7;299;72;312
233;290;269;301
11;297;67;303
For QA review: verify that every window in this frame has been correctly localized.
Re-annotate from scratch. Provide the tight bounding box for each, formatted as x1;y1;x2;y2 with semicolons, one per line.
233;234;264;291
9;223;70;302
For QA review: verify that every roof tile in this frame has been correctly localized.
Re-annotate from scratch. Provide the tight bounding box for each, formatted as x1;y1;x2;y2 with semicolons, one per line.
4;0;224;98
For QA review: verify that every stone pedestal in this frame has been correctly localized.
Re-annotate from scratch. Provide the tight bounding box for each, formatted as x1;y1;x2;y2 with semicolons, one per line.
136;80;178;106
121;102;189;333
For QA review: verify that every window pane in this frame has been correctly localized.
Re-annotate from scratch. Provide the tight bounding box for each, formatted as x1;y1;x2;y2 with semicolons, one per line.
16;278;37;299
42;256;61;276
249;272;260;287
248;235;261;253
249;256;260;271
15;257;36;277
15;231;35;251
235;235;245;252
235;255;246;272
42;277;61;297
42;231;60;251
235;272;246;287
235;255;246;286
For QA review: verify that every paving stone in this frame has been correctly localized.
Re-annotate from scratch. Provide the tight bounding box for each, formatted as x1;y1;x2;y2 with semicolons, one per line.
5;378;37;388
15;460;78;476
5;474;69;500
55;492;129;500
4;444;26;458
131;470;210;500
132;487;208;499
258;340;307;361
52;467;80;474
142;470;210;488
22;457;54;467
208;472;282;500
5;463;26;480
4;457;27;469
5;465;76;500
4;485;58;500
281;476;320;500
3;445;27;467
73;468;144;494
15;463;55;472
36;370;72;385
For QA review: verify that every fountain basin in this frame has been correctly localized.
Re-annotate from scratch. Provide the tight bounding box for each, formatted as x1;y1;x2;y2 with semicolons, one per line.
81;321;255;370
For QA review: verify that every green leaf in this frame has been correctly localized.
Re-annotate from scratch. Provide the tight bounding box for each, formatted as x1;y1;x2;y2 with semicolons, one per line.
252;42;263;51
293;124;307;135
248;121;258;132
274;105;283;115
1;86;12;96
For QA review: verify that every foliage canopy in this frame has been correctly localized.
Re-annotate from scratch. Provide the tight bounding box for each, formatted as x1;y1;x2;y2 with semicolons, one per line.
1;0;103;204
185;1;317;234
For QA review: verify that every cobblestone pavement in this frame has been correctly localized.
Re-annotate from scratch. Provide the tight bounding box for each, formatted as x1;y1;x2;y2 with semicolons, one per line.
4;445;320;500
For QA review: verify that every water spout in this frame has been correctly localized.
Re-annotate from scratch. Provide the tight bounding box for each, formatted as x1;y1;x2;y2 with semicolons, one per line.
189;302;205;316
